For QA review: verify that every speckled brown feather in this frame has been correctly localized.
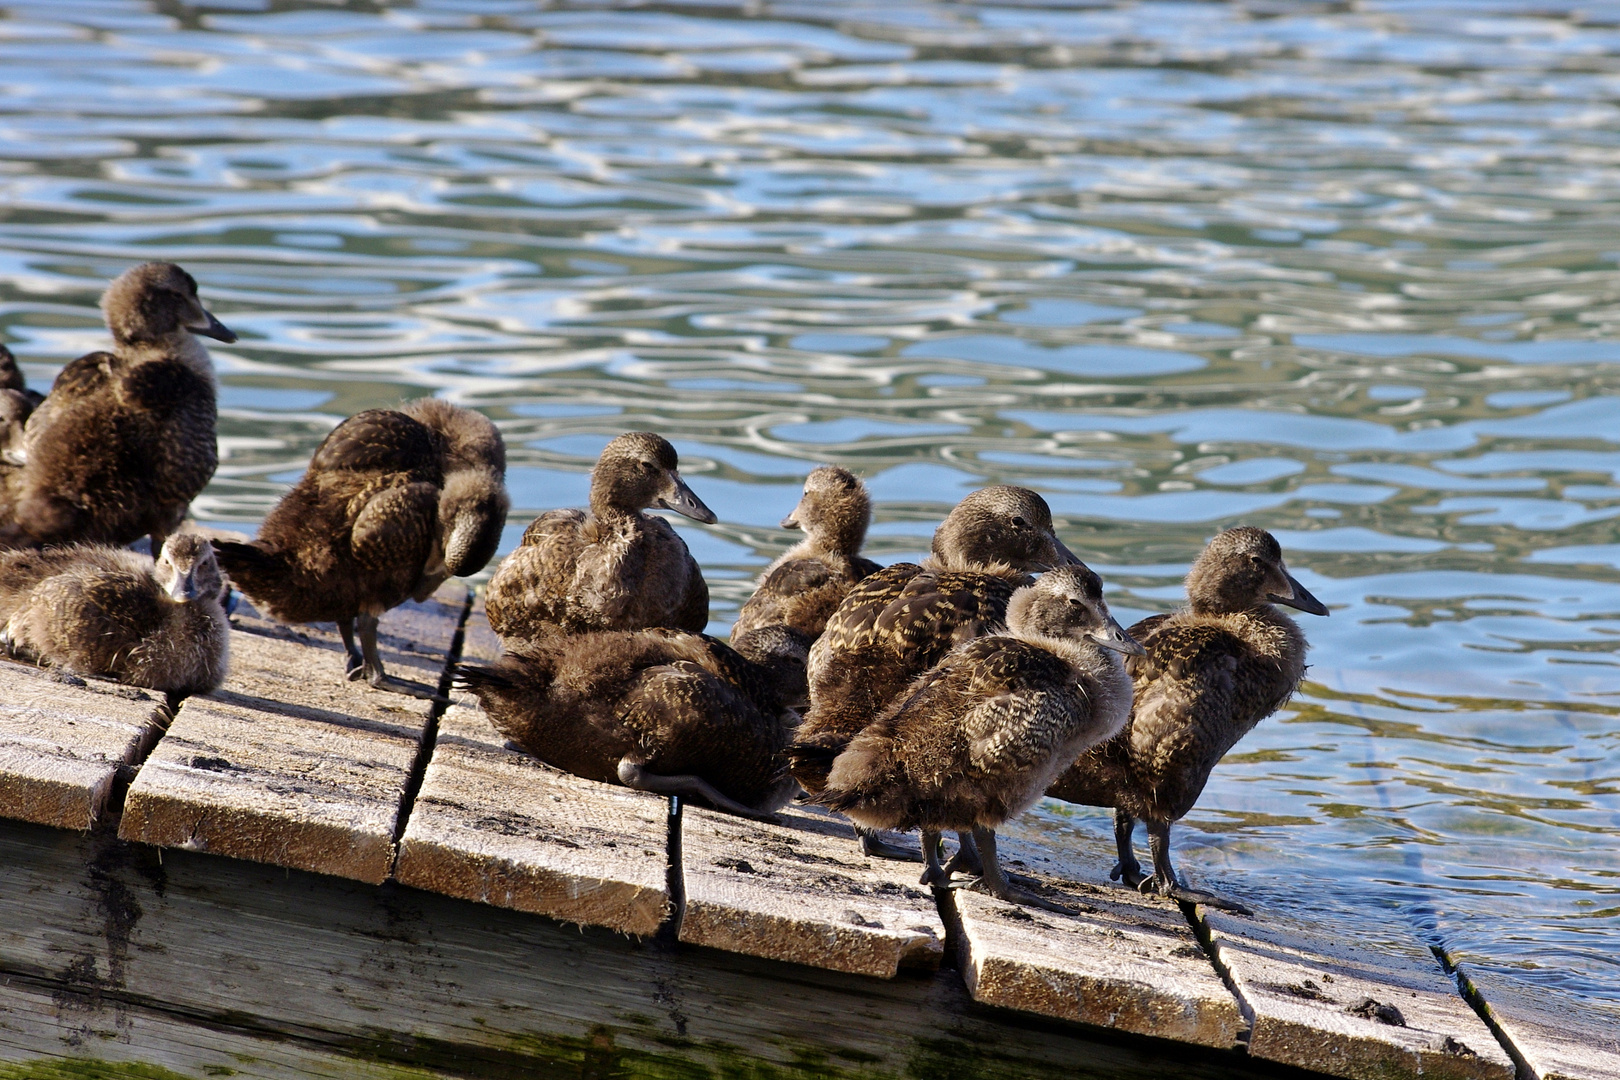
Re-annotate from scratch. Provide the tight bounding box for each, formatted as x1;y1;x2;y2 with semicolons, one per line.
215;402;506;626
457;628;804;811
0;264;225;550
790;562;1028;791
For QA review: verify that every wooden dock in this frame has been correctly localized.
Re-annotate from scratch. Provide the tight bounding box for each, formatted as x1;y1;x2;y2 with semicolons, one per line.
0;589;1612;1080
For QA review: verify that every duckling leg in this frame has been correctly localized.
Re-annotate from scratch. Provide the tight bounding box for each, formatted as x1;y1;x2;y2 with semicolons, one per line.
1110;810;1148;888
918;830;949;887
1142;821;1253;916
957;827;1079;915
616;760;776;822
942;830;982;877
856;825;924;862
337;619;364;679
354;612;443;700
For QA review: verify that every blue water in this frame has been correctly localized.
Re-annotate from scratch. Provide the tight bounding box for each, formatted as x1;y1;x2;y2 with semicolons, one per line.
1;0;1616;1019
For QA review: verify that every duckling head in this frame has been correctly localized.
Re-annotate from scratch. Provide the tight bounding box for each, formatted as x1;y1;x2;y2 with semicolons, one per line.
590;432;717;523
102;263;236;348
781;465;870;557
404;397;507;476
1005;565;1142;655
931;486;1080;573
730;624;812;708
438;468;511;577
157;533;224;605
1186;527;1329;617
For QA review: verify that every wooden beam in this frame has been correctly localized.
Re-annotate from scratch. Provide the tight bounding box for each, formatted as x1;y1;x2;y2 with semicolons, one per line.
1201;908;1516;1080
1452;961;1620;1080
952;824;1247;1049
678;803;945;977
0;658;169;831
117;588;465;884
0;818;1274;1080
394;702;671;937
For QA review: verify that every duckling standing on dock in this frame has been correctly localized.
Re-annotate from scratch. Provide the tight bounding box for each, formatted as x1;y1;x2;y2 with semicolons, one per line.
457;624;810;819
808;567;1141;913
0;533;229;696
215;399;508;698
731;465;881;644
788;485;1081;860
484;432;716;643
0;263;234;553
1047;527;1328;914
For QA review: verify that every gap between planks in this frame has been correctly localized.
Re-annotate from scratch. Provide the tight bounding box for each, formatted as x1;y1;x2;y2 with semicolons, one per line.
387;587;474;864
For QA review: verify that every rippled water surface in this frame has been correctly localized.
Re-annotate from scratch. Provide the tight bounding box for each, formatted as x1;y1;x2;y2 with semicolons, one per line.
4;0;1619;1016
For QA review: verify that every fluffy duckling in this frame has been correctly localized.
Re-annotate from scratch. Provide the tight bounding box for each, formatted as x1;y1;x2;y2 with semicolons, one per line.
1047;527;1329;914
456;624;810;818
808;567;1141;913
484;432;716;642
215;399;508;698
0;346;40;463
0;533;229;696
0;263;234;553
730;465;882;644
788;485;1081;860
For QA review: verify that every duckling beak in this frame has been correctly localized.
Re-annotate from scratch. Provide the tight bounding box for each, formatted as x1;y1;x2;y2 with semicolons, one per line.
166;567;198;603
1269;572;1329;616
1030;534;1083;572
780;495;807;531
1090;615;1145;656
658;473;718;525
189;310;237;343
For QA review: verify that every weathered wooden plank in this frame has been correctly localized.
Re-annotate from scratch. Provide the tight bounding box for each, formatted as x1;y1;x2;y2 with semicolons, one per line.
1453;962;1620;1080
394;701;671;937
117;587;465;884
0;658;169;831
0;817;1279;1080
1202;909;1516;1080
679;803;945;978
462;592;501;664
953;825;1246;1049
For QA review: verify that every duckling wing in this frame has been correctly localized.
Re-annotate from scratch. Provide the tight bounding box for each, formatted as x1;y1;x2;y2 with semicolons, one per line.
312;409;438;477
672;543;709;633
348;481;439;602
813;562;925;656
871;568;1025;663
1123;621;1246;813
484;509;587;639
622;661;786;809
732;556;838;640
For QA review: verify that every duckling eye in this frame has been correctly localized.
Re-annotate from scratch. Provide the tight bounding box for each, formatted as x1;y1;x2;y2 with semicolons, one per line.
1011;515;1028;529
1249;554;1264;566
640;460;657;473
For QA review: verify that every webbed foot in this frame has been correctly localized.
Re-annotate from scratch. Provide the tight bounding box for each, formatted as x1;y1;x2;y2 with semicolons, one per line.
1111;860;1148;889
859;830;924;863
1139;875;1253;916
364;667;446;701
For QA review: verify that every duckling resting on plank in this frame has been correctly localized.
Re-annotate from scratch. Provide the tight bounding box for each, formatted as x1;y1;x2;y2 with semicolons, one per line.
0;533;229;697
215;398;508;698
730;465;881;645
787;484;1081;861
1047;526;1329;915
485;432;716;643
456;624;809;819
804;566;1140;913
0;262;234;553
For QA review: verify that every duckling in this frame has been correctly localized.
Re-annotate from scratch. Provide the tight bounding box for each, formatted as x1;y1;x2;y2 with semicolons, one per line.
1047;527;1329;914
788;485;1081;860
0;533;229;696
0;263;234;553
214;399;508;698
0;345;42;454
808;566;1141;913
484;432;716;642
730;465;882;644
456;623;810;818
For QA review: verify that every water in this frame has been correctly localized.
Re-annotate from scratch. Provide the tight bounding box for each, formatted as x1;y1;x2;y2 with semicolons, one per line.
2;0;1617;1019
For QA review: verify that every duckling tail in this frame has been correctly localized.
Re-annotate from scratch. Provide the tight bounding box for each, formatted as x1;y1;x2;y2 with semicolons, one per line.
784;740;840;793
211;540;290;598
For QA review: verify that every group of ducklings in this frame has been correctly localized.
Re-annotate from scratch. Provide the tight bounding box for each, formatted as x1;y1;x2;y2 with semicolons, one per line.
458;435;1329;914
1;262;1330;916
0;262;511;700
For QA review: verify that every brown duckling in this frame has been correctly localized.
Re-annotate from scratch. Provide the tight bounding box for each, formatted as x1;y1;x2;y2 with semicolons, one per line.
1047;527;1329;914
484;432;716;642
456;624;810;818
215;398;508;698
808;567;1140;912
0;533;229;696
0;345;42;456
0;263;234;553
730;465;882;644
788;484;1081;860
